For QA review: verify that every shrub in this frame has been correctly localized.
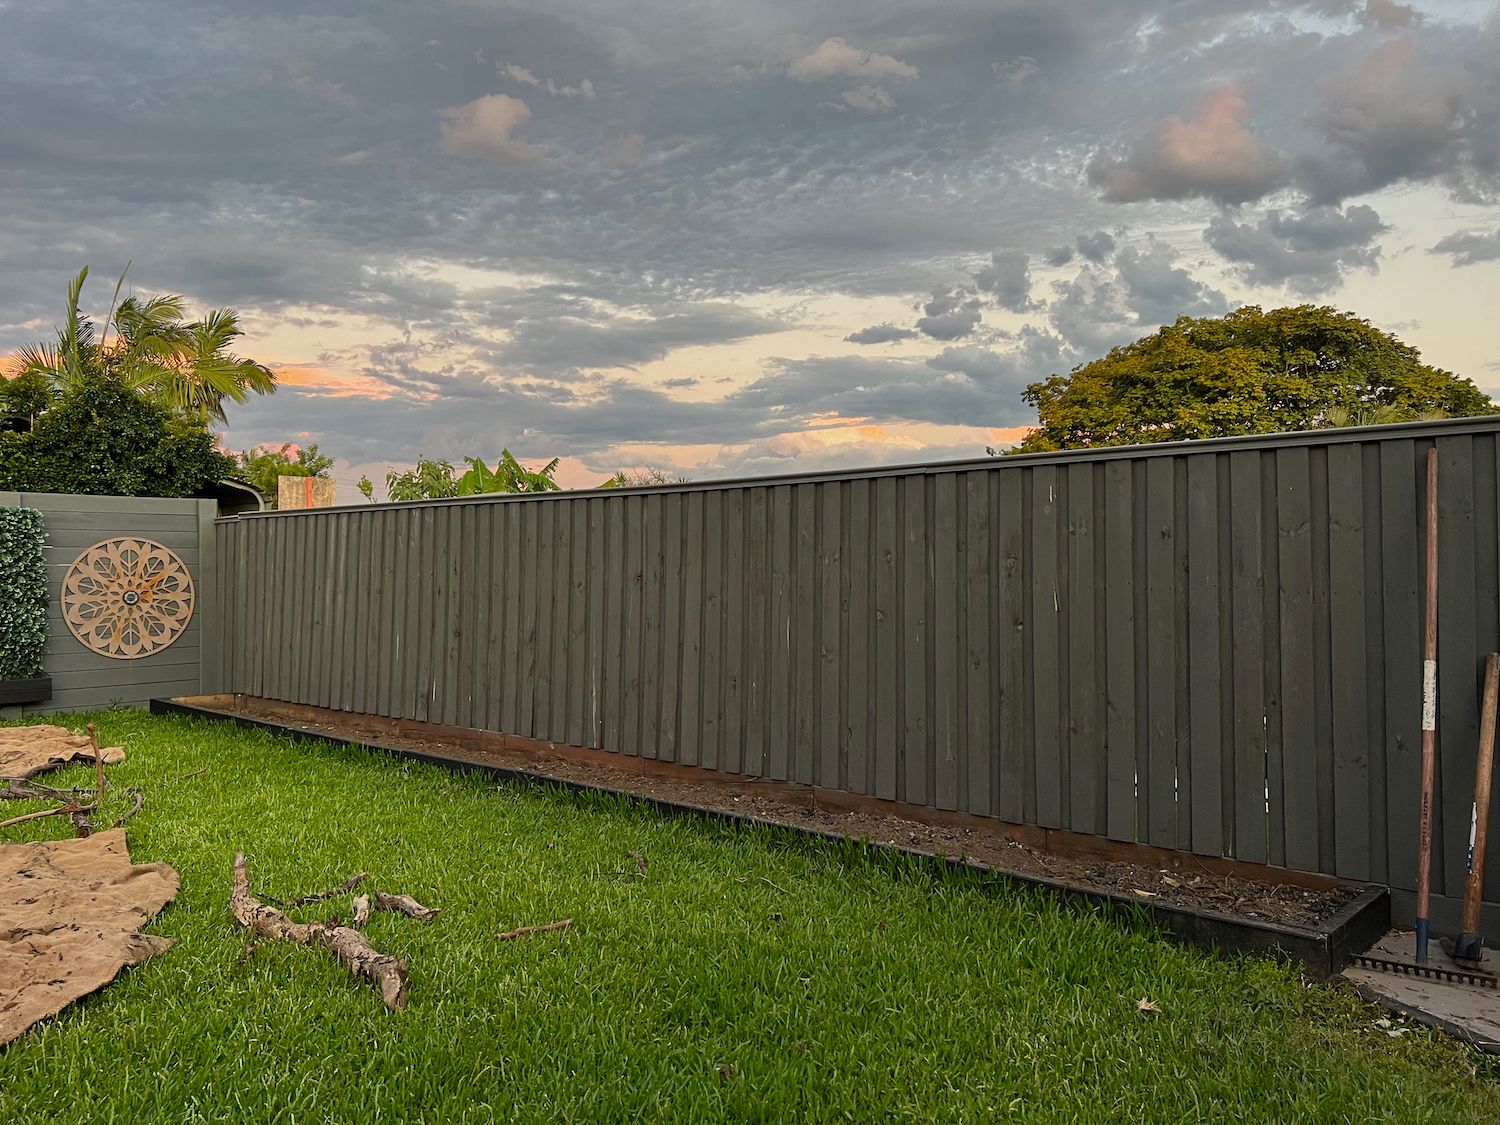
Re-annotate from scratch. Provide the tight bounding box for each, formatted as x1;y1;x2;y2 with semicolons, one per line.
0;373;235;497
0;507;48;680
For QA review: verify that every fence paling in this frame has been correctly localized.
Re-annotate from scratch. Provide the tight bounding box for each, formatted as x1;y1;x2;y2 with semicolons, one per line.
211;420;1500;919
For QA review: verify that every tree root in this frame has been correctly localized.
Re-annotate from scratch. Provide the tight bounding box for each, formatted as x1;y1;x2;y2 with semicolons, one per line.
230;854;408;1010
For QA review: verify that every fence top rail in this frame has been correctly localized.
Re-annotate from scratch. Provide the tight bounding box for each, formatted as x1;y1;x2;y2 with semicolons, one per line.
218;414;1500;522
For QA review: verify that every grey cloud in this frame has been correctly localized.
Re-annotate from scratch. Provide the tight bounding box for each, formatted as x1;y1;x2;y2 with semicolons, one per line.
973;249;1034;312
1046;268;1140;358
482;293;785;376
915;288;983;340
992;56;1039;86
1300;36;1483;202
1087;84;1287;205
1431;228;1500;267
1204;203;1387;294
1113;243;1227;324
6;1;1499;480
1042;245;1074;267
1076;230;1116;263
1362;0;1419;29
926;328;1070;414
845;323;919;345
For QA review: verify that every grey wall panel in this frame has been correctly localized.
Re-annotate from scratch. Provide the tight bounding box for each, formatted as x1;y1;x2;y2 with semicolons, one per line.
2;492;208;716
206;418;1500;920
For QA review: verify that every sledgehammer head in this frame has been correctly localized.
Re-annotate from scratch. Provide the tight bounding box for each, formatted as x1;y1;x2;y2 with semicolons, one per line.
1449;932;1486;968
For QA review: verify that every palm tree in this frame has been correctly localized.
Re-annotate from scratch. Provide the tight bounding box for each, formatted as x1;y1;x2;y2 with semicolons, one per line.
15;266;276;425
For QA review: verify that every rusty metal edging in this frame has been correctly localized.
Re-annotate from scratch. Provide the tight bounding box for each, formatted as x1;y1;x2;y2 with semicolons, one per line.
150;696;1391;977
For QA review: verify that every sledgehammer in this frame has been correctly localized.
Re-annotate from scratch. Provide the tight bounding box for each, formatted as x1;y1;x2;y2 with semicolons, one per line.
1452;652;1500;967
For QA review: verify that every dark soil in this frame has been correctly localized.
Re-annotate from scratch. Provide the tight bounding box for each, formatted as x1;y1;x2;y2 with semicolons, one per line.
217;699;1361;930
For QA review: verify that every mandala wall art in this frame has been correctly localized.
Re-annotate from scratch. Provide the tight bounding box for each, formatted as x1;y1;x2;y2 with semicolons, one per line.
60;538;196;660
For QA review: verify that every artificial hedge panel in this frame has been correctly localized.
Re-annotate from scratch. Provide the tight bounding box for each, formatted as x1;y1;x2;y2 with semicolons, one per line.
0;507;48;680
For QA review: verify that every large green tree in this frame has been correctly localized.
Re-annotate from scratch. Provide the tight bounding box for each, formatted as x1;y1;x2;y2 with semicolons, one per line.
0;372;236;497
1015;305;1494;453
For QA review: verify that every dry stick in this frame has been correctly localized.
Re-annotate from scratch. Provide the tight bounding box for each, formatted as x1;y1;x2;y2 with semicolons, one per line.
1416;446;1439;964
0;804;87;830
1;781;89;802
230;853;408;1010
86;722;106;797
113;788;146;828
497;919;573;941
156;766;209;788
261;872;369;908
351;894;372;928
372;890;440;920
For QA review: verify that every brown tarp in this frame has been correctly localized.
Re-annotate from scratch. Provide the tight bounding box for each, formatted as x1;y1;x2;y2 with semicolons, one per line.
0;726;125;780
0;828;178;1046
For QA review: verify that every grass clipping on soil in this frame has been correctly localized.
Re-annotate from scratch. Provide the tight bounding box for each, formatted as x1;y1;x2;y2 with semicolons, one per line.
0;828;178;1046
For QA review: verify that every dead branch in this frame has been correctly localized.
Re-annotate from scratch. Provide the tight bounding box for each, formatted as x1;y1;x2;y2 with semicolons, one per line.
86;723;106;797
260;871;369;908
1;781;89;802
372;891;439;921
497;918;573;941
112;789;145;828
231;853;408;1010
351;894;371;927
0;804;90;831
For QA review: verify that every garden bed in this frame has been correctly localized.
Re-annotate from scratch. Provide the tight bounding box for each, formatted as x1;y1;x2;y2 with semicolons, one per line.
156;695;1388;976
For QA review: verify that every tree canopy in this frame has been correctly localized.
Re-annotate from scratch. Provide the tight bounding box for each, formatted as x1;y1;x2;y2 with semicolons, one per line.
1;265;280;498
0;372;236;497
377;451;561;502
235;443;335;507
17;266;276;425
1015;305;1494;453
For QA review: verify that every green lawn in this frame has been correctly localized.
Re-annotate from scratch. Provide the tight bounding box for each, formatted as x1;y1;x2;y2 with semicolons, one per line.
2;712;1497;1123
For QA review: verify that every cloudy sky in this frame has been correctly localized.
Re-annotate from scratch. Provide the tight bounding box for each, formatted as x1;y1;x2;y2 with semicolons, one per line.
3;1;1498;494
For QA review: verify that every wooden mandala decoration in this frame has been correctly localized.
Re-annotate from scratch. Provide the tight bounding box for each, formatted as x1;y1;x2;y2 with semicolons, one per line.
61;538;196;660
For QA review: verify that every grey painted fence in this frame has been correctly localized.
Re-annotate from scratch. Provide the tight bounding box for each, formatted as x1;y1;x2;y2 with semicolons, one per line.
210;419;1500;929
0;492;215;716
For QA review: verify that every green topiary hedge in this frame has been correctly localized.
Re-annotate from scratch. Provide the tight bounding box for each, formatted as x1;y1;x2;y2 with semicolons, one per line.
0;507;48;680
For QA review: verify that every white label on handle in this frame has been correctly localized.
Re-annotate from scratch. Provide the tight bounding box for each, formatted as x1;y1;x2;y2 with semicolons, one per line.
1422;659;1437;731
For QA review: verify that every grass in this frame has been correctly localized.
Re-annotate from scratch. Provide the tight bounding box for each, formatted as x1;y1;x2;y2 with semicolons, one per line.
2;712;1498;1123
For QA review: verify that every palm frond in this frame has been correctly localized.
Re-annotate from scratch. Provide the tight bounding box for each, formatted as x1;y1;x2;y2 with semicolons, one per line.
98;261;131;355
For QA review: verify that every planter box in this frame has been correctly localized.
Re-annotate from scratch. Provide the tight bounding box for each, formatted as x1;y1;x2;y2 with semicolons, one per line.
0;676;52;706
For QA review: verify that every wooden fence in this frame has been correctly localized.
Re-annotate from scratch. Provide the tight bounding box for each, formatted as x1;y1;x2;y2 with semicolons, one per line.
209;419;1500;930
